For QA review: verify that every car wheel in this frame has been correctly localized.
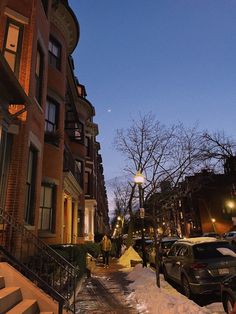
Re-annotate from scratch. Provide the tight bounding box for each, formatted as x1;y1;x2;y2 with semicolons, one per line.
223;293;235;314
182;275;192;299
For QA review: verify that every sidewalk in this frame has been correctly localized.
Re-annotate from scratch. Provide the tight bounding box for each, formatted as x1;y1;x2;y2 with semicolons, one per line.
75;258;139;314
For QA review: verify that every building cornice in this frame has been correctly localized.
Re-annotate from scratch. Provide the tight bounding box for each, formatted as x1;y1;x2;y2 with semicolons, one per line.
51;0;80;53
86;121;99;137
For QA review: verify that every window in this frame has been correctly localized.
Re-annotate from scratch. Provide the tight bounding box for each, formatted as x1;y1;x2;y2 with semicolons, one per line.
75;160;83;185
41;0;48;15
177;246;189;257
74;122;84;141
45;98;58;132
3;19;23;75
168;244;181;256
35;45;44;105
0;129;12;209
25;147;37;225
85;171;90;195
39;184;55;231
49;37;61;69
193;242;236;259
85;136;90;156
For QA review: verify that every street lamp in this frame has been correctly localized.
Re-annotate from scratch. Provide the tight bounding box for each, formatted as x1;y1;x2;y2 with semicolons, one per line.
211;218;216;232
134;170;147;267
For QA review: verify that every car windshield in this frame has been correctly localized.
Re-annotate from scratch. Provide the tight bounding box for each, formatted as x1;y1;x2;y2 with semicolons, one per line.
193;242;236;259
161;241;176;249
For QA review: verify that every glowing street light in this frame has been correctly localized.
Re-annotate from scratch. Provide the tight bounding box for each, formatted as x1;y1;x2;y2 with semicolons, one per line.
134;170;147;267
226;200;235;210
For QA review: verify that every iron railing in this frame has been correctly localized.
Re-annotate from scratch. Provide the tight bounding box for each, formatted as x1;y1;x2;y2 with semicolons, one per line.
0;209;78;314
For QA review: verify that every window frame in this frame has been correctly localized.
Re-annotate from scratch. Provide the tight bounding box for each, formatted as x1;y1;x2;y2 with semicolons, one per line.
48;36;61;70
3;18;24;76
45;98;58;132
35;44;44;106
39;183;56;232
85;136;90;156
40;0;48;16
24;146;37;225
84;171;90;195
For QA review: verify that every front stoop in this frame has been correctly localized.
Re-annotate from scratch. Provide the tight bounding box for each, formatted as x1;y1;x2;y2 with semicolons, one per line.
6;299;39;314
0;287;22;312
0;275;54;314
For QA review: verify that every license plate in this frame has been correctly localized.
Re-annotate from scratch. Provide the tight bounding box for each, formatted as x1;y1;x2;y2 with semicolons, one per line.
219;268;229;275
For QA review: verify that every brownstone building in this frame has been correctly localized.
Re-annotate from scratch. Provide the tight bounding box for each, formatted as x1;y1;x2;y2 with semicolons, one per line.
0;0;109;245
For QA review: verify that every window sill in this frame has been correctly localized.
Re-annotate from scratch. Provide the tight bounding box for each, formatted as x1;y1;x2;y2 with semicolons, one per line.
24;225;35;231
38;231;56;238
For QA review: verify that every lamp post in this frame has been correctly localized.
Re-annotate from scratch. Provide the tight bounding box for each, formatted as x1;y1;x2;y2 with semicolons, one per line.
134;170;147;267
211;218;216;232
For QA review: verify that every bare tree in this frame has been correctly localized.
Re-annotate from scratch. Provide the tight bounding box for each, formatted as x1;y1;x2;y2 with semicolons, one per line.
114;113;236;287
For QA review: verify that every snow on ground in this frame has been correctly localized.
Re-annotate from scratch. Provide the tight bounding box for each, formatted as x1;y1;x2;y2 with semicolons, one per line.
123;264;225;314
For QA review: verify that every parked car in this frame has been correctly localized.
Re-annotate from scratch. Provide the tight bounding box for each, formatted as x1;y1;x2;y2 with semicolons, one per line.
224;232;236;245
221;274;236;314
202;232;221;239
162;237;236;299
148;237;178;267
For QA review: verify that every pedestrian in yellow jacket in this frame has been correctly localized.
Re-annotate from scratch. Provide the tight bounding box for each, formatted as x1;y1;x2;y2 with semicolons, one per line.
101;234;112;268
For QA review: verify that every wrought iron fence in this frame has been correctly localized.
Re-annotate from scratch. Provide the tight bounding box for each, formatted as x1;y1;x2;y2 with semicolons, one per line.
0;209;78;314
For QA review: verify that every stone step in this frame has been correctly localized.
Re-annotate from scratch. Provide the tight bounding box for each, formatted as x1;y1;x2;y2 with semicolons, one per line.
0;286;22;313
6;299;39;314
0;276;5;289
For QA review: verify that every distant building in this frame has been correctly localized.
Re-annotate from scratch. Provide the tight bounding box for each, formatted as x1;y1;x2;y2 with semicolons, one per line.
178;166;236;236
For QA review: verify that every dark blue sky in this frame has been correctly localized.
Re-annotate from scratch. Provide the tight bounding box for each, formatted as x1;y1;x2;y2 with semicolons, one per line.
69;0;236;182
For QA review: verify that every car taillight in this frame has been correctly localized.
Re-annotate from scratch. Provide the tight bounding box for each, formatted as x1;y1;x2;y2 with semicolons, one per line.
190;263;208;270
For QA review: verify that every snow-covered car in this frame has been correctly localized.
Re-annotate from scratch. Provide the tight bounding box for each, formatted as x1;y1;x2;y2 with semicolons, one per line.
148;237;178;267
162;237;236;299
221;274;236;313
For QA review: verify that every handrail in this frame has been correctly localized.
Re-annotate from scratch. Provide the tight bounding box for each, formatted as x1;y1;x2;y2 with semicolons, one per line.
0;209;78;314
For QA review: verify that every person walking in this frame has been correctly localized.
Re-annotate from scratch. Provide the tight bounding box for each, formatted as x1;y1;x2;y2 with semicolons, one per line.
101;234;112;268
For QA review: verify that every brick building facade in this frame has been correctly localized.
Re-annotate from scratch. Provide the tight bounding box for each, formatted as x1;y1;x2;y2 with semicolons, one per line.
0;0;109;246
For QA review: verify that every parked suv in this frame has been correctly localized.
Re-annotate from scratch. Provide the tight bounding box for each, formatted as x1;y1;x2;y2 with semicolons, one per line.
148;237;178;267
162;237;236;299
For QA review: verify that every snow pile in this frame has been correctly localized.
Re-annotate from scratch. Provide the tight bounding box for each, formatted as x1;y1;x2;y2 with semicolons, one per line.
125;264;223;314
118;246;142;267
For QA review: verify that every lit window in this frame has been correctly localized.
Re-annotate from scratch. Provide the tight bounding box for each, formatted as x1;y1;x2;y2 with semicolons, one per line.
39;184;55;231
49;37;61;69
3;19;23;75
